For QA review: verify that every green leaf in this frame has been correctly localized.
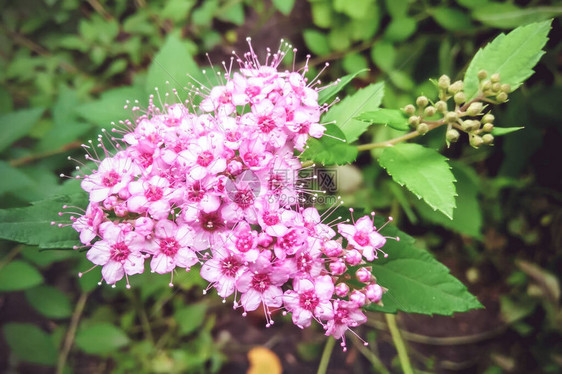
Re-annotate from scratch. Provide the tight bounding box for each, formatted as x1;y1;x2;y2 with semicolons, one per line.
318;69;370;105
491;126;524;136
379;143;456;219
76;85;146;127
25;285;72;319
324;82;384;143
0;260;44;291
75;323;130;355
365;217;483;315
431;6;473;31
303;29;331;56
217;2;245;25
415;163;482;238
456;0;488;9
311;1;332;28
174;303;207;336
342;53;369;76
146;34;203;94
355;109;409;131
0;161;35;195
385;0;410;17
473;4;562;29
301;124;358;165
272;0;295;15
371;41;395;72
0;194;87;249
383;17;417;42
0;107;44;152
3;323;57;365
464;20;551;100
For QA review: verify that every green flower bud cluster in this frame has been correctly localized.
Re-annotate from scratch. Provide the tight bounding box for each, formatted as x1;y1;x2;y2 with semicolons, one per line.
400;71;509;149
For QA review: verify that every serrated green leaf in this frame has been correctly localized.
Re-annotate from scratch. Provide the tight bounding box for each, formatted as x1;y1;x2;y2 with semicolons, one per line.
324;82;384;143
0;193;87;249
365;216;483;315
75;323;130;355
303;29;331;56
318;69;370;105
301;124;358;165
492;126;524;136
174;303;207;336
0;260;44;291
415;163;482;238
0;107;45;152
355;109;409;131
473;4;562;29
3;323;57;365
379;143;456;219
272;0;295;15
25;285;72;319
464;20;551;100
431;6;473;31
76;85;146;127
146;34;203;94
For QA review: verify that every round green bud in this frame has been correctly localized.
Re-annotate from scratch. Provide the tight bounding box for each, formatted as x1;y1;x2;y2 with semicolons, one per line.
438;75;451;90
435;100;448;113
482;114;495;124
408;115;420;127
496;92;508;102
446;129;460;143
417;123;429;135
454;92;466;105
445;111;458;123
466;102;483;116
482;123;494;132
423;106;436;117
448;80;464;94
490;73;500;83
482;134;494;144
403;104;416;115
477;70;488;80
462;119;480;132
470;134;484;148
501;84;511;93
416;96;429;108
481;80;492;91
492;82;501;92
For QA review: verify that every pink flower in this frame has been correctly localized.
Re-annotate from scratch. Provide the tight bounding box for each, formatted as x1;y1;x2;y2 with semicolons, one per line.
81;155;139;202
337;215;387;261
201;246;245;299
72;203;104;245
127;176;175;220
86;224;145;286
283;275;334;328
150;220;198;274
325;300;368;350
236;262;289;315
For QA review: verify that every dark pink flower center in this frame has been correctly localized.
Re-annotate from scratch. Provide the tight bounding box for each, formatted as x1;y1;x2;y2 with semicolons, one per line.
251;273;271;293
353;231;370;247
268;174;285;192
219;91;232;104
243;153;261;168
246;86;260;97
197;151;214;167
334;306;349;324
226;131;241;142
187;182;203;202
235;233;254;252
102;170;121;187
110;242;130;262
220;256;242;277
200;212;223;232
296;253;313;273
145;185;163;201
234;188;255;208
258;116;275;133
299;290;319;311
278;229;305;250
262;212;279;226
159;237;179;256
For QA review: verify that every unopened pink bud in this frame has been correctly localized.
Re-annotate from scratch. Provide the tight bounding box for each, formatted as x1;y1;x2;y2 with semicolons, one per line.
365;283;383;303
349;290;366;307
227;160;243;176
135;217;154;236
356;267;371;283
335;283;349;297
103;195;118;210
257;232;273;247
329;259;347;275
323;240;343;257
345;249;362;266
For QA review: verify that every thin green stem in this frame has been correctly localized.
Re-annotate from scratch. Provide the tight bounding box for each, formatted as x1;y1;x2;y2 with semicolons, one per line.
0;245;23;271
57;292;89;374
386;314;414;374
316;337;336;374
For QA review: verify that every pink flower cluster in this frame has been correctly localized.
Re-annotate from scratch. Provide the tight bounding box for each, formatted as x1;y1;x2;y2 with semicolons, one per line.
65;41;392;349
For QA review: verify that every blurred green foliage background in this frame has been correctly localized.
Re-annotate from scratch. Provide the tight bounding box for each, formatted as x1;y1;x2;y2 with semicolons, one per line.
0;0;561;373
